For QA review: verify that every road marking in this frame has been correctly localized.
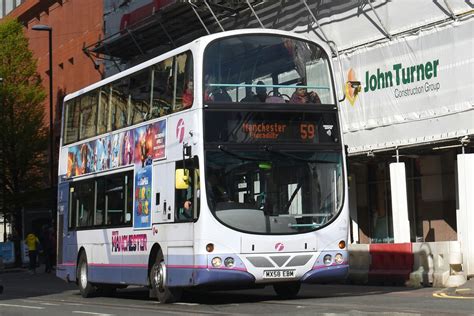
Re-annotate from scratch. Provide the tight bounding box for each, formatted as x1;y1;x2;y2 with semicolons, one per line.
40;302;61;306
173;302;200;306
456;288;472;293
72;312;115;316
0;303;45;310
433;292;474;300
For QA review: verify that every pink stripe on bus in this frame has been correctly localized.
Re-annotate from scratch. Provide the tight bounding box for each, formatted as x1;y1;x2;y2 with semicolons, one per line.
167;264;247;272
59;262;247;271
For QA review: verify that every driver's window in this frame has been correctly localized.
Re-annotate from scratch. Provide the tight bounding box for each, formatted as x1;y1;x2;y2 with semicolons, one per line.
175;157;200;222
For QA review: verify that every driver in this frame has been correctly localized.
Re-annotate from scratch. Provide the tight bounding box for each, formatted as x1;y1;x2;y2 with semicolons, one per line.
207;173;230;205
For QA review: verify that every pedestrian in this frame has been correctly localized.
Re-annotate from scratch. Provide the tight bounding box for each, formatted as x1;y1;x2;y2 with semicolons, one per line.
41;226;53;273
24;232;40;274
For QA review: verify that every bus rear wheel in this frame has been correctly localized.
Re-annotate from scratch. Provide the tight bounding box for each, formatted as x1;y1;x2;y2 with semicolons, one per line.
149;250;182;303
77;253;94;298
273;281;301;299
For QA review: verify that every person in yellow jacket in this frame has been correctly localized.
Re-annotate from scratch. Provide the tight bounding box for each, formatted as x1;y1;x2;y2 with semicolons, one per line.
24;233;40;273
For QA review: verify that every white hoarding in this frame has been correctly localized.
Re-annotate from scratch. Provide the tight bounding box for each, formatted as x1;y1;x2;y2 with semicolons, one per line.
336;17;474;153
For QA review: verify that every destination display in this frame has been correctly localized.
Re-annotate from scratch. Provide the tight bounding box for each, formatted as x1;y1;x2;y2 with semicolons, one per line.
204;111;339;144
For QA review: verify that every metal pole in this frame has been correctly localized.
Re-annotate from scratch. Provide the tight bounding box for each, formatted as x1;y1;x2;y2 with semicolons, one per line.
48;29;55;225
367;0;392;40
0;78;5;242
246;0;265;29
203;0;225;32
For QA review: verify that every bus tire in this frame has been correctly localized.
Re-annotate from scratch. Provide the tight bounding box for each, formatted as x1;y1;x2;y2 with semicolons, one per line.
273;281;301;299
77;253;94;298
149;250;182;303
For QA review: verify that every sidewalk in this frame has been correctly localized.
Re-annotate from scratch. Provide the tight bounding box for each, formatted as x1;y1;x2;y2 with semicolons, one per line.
443;278;474;298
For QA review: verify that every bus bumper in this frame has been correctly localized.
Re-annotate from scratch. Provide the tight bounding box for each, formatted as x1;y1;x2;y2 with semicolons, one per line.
167;267;256;287
300;264;349;283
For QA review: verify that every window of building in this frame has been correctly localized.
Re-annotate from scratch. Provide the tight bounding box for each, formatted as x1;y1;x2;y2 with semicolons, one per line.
5;0;13;14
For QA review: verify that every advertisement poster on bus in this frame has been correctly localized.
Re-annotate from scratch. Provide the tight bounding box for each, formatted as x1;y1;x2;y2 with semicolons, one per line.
133;125;153;229
67;119;166;178
134;163;152;229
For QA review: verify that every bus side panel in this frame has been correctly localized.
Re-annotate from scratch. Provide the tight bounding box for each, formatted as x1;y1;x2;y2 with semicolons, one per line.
56;181;77;282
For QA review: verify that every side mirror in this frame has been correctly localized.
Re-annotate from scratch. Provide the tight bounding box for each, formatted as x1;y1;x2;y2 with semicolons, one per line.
175;169;190;189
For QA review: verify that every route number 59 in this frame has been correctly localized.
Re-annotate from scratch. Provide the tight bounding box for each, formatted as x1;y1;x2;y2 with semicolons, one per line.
300;124;315;140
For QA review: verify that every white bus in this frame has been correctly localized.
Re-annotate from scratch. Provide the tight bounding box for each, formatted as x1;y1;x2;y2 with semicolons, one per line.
56;29;348;303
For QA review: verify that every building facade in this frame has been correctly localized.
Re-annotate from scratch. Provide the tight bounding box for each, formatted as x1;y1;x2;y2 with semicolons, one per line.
2;0;103;238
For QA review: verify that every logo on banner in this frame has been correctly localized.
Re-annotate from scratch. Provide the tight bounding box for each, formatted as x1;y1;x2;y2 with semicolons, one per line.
176;118;185;143
344;68;361;106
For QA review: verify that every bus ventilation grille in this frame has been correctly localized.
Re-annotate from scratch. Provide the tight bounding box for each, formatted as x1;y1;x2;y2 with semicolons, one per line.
246;255;313;268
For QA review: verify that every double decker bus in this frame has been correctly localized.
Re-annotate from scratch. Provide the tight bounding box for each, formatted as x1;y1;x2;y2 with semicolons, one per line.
57;29;348;303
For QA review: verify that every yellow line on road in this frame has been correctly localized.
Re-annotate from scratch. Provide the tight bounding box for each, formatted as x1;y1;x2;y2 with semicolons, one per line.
433;292;474;300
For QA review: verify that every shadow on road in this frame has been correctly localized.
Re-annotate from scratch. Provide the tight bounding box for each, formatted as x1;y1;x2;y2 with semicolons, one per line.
0;269;77;301
110;283;418;305
1;269;420;305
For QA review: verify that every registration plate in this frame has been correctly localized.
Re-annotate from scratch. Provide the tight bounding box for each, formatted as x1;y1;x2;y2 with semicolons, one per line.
263;269;296;279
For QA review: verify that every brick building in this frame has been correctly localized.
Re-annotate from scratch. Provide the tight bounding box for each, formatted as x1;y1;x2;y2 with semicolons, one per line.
1;0;103;239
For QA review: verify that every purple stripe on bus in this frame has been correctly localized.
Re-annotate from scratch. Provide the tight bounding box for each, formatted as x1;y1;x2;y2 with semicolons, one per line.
300;264;349;283
312;261;348;270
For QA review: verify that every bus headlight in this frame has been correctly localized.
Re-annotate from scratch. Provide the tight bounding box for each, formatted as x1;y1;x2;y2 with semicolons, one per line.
335;253;344;264
323;254;332;265
224;257;235;268
211;257;222;268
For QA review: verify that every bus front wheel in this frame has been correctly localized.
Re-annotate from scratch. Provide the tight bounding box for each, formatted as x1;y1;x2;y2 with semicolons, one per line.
150;250;182;303
77;253;94;298
273;281;301;299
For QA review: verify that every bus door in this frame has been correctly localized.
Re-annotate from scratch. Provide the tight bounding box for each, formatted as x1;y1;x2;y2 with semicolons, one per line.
57;182;72;269
153;161;175;224
152;158;198;286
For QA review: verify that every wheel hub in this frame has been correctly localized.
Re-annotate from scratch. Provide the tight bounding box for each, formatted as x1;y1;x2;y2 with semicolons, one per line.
153;261;166;291
80;263;87;288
